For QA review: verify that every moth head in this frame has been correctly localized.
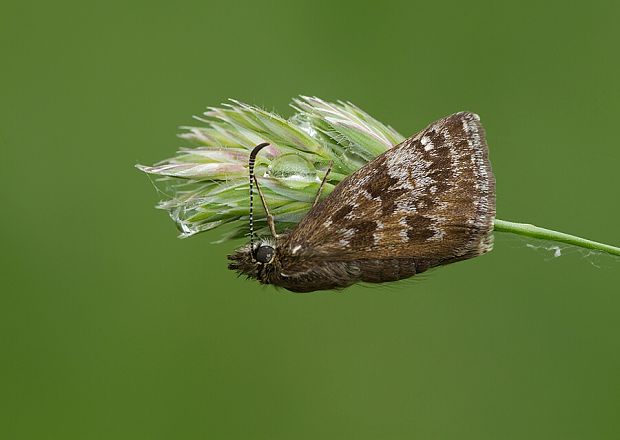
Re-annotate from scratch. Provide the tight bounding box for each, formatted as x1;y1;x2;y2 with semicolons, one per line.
227;240;277;279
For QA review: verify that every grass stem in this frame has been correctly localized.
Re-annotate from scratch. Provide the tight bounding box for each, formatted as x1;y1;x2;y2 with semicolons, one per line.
493;219;620;256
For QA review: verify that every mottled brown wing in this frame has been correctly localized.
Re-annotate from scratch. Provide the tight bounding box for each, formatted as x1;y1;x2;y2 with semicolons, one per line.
280;112;496;265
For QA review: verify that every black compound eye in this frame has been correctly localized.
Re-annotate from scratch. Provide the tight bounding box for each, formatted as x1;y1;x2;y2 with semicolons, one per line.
255;245;275;264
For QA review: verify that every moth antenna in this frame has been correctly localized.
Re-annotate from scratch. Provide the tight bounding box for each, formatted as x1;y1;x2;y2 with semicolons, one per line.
248;142;270;252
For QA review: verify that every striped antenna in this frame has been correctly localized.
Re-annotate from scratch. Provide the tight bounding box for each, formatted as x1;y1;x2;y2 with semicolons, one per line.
248;143;270;252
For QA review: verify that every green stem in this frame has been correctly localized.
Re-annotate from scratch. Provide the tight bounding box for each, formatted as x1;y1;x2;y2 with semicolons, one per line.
493;219;620;257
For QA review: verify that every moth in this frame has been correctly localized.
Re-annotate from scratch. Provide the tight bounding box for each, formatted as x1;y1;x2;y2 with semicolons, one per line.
228;112;496;292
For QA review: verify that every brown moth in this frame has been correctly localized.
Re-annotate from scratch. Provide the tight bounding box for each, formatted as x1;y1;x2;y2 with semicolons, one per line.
228;112;496;292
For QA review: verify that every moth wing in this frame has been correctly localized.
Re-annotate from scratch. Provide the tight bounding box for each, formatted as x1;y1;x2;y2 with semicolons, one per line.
280;112;496;264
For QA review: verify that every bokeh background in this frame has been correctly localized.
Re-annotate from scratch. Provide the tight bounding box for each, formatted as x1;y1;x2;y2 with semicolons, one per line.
2;1;619;439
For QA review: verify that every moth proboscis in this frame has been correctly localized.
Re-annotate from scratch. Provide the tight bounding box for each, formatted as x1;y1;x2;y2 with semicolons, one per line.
228;112;496;292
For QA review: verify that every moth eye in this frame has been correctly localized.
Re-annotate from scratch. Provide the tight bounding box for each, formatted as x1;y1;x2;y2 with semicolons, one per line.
255;245;275;264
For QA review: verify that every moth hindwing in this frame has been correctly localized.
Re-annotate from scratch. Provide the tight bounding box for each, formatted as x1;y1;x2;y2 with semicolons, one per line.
228;112;496;292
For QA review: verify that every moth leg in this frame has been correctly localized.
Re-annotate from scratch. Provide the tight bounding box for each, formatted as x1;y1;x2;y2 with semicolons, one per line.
253;174;279;238
313;160;333;207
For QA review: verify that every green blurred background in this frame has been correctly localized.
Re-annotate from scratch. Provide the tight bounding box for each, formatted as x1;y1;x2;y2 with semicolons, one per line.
2;1;619;438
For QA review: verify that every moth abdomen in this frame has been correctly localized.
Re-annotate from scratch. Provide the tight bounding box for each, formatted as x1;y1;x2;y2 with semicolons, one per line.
357;258;433;283
271;257;436;292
